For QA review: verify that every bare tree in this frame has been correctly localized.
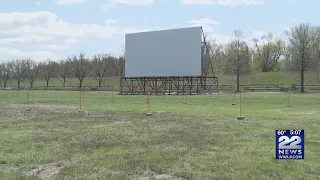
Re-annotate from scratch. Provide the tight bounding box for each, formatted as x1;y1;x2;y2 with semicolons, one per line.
207;39;223;74
201;36;221;76
108;57;119;76
118;56;125;77
253;33;284;72
25;59;39;88
226;30;251;92
71;53;88;88
42;59;55;87
201;34;213;76
58;60;70;87
91;54;109;87
281;44;295;71
9;59;26;88
0;61;11;88
286;23;318;92
312;26;320;84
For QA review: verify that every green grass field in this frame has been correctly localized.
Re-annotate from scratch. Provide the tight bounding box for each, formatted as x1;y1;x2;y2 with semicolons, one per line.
0;91;319;179
2;71;319;88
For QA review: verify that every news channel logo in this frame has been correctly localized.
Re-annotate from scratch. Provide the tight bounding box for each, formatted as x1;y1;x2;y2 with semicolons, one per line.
276;130;304;160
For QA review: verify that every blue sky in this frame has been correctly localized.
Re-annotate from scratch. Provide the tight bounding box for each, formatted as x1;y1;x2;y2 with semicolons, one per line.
0;0;319;61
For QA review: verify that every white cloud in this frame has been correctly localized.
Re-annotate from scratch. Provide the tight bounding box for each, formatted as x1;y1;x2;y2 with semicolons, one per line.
36;1;42;6
182;0;215;5
184;18;232;44
186;18;219;32
101;0;154;11
0;35;77;49
0;11;117;50
186;18;219;25
108;0;154;5
253;30;266;38
101;3;117;11
181;0;264;6
0;47;57;62
118;27;156;35
207;34;233;44
247;30;286;47
252;30;285;41
55;0;85;5
105;19;118;25
0;10;157;60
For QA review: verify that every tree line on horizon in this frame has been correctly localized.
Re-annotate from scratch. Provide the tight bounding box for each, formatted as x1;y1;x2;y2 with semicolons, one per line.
0;23;319;92
0;54;124;89
204;23;320;92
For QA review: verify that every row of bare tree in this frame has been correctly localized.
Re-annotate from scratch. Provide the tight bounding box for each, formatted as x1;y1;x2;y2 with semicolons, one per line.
204;23;320;92
0;23;319;92
0;53;124;88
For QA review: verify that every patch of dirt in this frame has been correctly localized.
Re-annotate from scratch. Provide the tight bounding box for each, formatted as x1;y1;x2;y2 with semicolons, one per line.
0;164;18;171
247;92;282;94
26;163;61;180
270;110;281;112
0;103;81;121
292;112;313;115
145;170;186;180
113;121;131;124
155;111;167;114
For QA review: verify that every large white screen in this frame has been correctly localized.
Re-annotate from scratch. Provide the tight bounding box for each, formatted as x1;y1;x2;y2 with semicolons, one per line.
125;26;202;77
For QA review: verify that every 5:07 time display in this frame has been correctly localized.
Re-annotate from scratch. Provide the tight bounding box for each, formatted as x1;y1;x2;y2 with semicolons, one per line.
290;130;302;135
